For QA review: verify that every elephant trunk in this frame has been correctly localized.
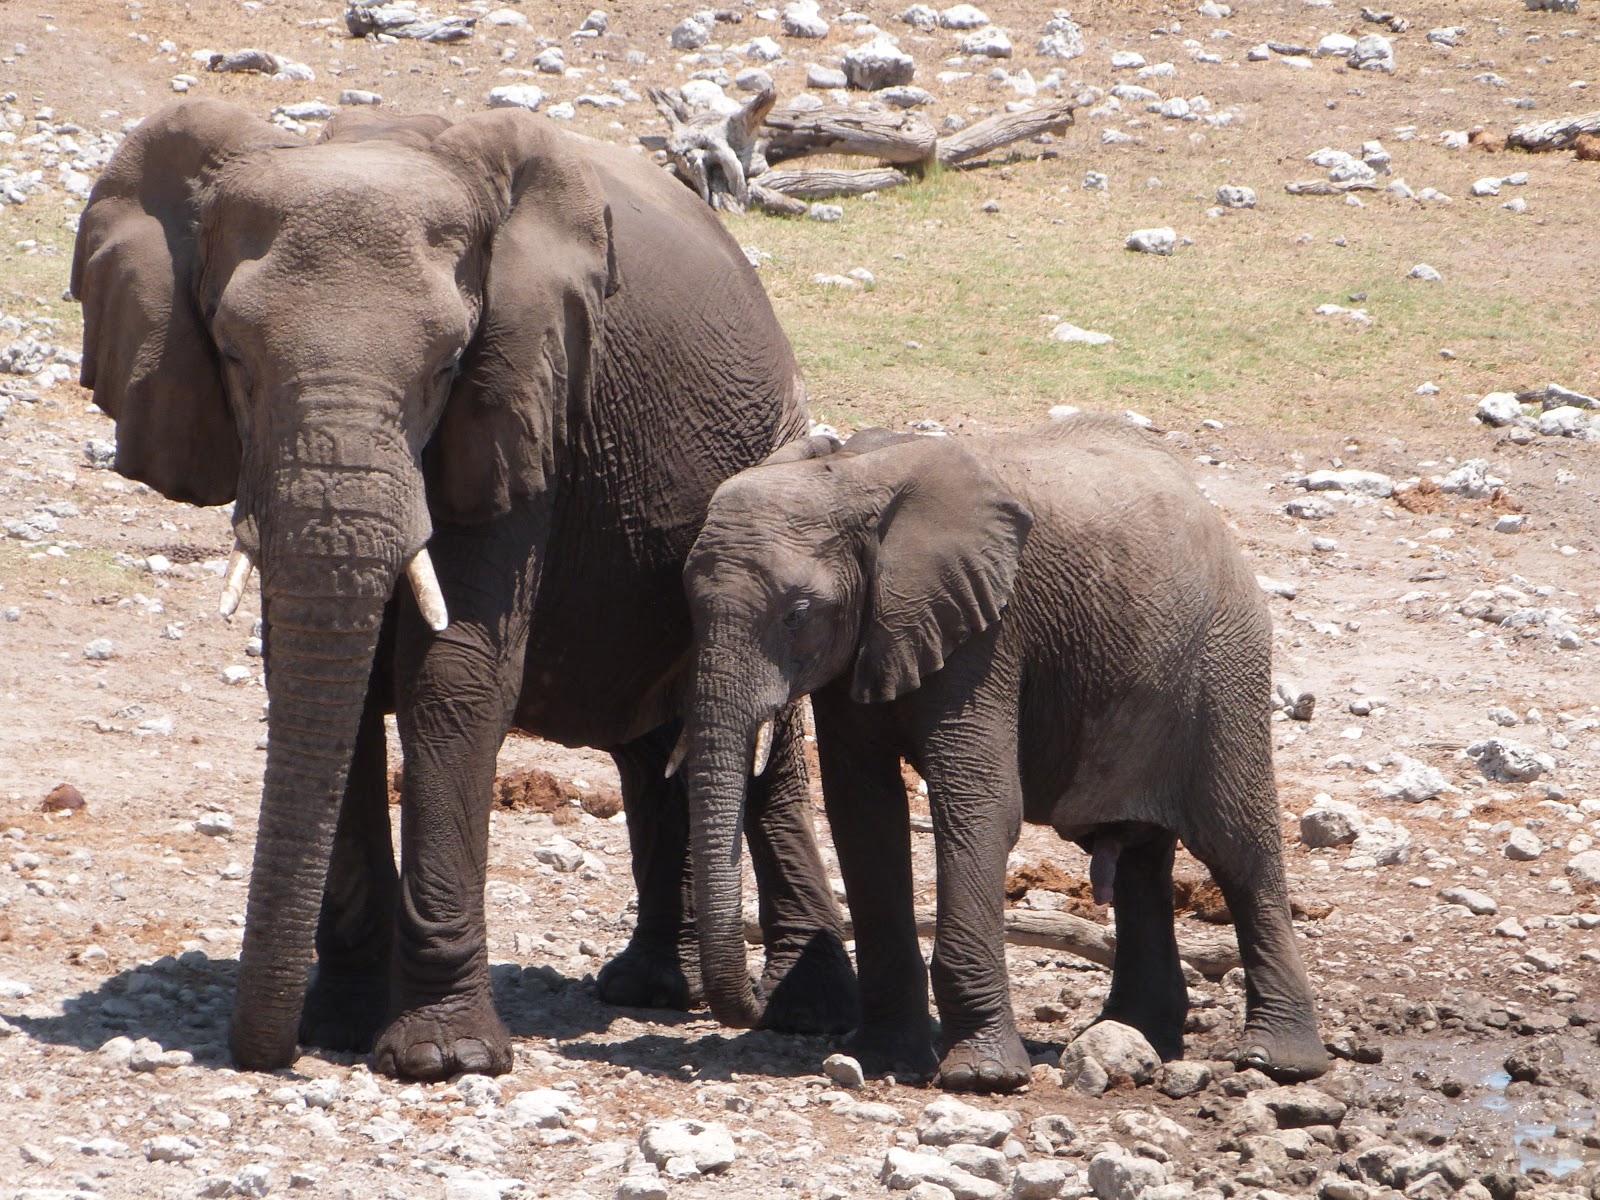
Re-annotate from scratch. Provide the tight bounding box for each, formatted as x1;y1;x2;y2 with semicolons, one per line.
229;427;428;1070
682;655;771;1029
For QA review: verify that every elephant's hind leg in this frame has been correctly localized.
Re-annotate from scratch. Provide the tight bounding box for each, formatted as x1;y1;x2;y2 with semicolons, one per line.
301;679;398;1053
595;722;702;1013
1188;754;1328;1081
1092;828;1186;1060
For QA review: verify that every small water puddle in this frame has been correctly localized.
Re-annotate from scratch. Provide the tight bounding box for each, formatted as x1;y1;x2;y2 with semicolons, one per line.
1480;1068;1596;1179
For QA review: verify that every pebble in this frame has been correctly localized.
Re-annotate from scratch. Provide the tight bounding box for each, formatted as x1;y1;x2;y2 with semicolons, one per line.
487;85;545;112
1350;33;1395;72
1156;1060;1213;1098
808;204;844;222
1493;917;1528;939
1476;392;1525;426
616;1177;669;1200
1467;738;1554;783
880;1147;1000;1200
1407;263;1443;283
1038;13;1086;59
961;28;1012;58
1086;1149;1166;1200
939;4;991;29
195;811;234;837
1216;185;1256;208
1301;798;1364;848
1378;756;1449;803
83;638;114;660
1301;469;1394;497
842;36;917;89
1050;323;1114;346
782;0;830;38
670;17;711;50
1564;849;1600;887
1059;1021;1158;1094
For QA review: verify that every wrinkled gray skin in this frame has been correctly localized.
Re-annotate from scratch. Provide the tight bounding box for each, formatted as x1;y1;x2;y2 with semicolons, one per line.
71;100;856;1080
679;416;1328;1092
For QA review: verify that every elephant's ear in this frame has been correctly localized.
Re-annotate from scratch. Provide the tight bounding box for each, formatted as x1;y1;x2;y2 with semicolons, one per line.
423;110;621;525
70;100;292;505
848;437;1034;705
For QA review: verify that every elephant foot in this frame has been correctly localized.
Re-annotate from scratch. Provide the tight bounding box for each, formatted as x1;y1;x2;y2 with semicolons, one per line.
1097;1005;1186;1063
371;990;512;1081
850;1022;939;1085
300;967;388;1053
938;1025;1031;1094
596;937;701;1011
759;928;860;1035
1235;1021;1330;1082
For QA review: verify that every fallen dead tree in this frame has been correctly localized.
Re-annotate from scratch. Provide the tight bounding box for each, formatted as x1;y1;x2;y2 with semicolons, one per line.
743;905;1242;979
650;85;1078;214
1508;109;1600;152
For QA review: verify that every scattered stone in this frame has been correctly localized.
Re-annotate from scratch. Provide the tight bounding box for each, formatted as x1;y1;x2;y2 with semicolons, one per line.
1302;469;1394;498
616;1176;670;1200
782;0;831;39
1378;756;1450;803
83;638;114;660
1467;738;1554;783
1038;12;1086;60
1440;886;1498;916
917;1096;1015;1148
939;5;991;29
1350;34;1395;72
1050;323;1114;346
487;85;545;112
882;1147;1001;1200
1505;829;1544;861
1350;817;1411;866
1125;227;1177;255
195;811;234;837
961;28;1012;58
1060;1021;1159;1093
807;64;848;89
1255;1085;1348;1127
1301;798;1364;848
823;1053;866;1088
503;1088;578;1128
1407;263;1443;283
1156;1060;1213;1098
1087;1149;1165;1200
670;17;712;50
809;203;844;222
1564;849;1600;887
639;1120;736;1175
42;783;85;813
843;36;917;89
1216;185;1256;208
1011;1159;1069;1200
1505;1035;1564;1084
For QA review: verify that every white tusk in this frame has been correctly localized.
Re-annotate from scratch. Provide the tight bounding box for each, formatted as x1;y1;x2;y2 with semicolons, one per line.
664;727;691;779
406;549;450;632
751;719;774;778
218;543;255;618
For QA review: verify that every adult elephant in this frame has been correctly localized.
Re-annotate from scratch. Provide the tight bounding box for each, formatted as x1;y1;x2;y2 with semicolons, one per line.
675;417;1328;1091
70;100;855;1079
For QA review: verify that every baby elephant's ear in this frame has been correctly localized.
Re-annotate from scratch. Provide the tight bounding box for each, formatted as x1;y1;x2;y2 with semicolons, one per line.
848;438;1033;705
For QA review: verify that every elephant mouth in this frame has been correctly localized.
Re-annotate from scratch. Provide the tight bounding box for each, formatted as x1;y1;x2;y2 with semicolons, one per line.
665;711;776;780
214;537;450;631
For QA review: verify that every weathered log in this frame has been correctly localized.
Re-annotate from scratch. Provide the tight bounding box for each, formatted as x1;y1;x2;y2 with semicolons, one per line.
748;182;809;217
649;84;777;213
935;99;1077;168
762;105;937;166
756;167;911;200
1283;179;1382;195
1508;109;1600;152
743;905;1243;979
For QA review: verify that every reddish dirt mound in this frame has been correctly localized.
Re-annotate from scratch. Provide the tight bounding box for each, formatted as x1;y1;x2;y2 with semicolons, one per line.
1576;133;1600;162
387;768;622;823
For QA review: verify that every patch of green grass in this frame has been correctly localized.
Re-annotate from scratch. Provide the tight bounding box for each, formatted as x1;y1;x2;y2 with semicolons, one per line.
726;151;1600;436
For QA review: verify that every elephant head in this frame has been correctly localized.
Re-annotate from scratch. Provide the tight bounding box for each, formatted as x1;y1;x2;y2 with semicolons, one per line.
71;100;618;1070
675;432;1032;1025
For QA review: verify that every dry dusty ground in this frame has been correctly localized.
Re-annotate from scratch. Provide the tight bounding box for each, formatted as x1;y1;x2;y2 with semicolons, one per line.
3;1;1600;1199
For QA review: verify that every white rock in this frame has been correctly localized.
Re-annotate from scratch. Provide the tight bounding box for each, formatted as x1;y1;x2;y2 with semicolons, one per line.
1301;799;1364;847
483;9;528;26
1565;850;1600;887
1505;829;1543;861
1471;177;1503;197
1476;392;1525;426
1539;405;1591;437
917;1095;1016;1148
616;1176;670;1200
503;1088;577;1128
639;1120;737;1175
808;203;844;222
1012;1159;1070;1200
823;1053;866;1088
1038;12;1086;60
670;17;712;50
939;4;991;30
1407;263;1442;283
1350;33;1395;72
1061;1021;1158;1088
533;836;585;872
900;4;939;30
1110;50;1147;69
1437;459;1503;499
340;89;383;105
1494;514;1526;534
1215;185;1255;208
487;85;545;112
1301;469;1394;497
807;64;848;89
196;811;234;837
1351;817;1411;866
881;1147;1001;1200
1378;756;1450;803
221;665;254;685
782;1;830;38
1050;323;1114;346
1467;738;1554;783
1493;917;1528;939
962;28;1012;57
1087;1150;1166;1200
1317;33;1357;56
1125;227;1177;255
1440;886;1498;916
84;638;114;660
843;35;916;89
144;1136;197;1163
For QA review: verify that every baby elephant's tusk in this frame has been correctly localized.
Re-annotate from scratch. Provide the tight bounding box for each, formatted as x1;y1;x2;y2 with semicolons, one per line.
406;549;450;632
218;543;255;618
751;718;774;778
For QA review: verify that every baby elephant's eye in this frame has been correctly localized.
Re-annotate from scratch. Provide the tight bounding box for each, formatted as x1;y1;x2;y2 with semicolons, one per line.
782;599;810;630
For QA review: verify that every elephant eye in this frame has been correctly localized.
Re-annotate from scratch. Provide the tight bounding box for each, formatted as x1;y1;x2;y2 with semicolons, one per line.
436;351;463;382
782;599;810;630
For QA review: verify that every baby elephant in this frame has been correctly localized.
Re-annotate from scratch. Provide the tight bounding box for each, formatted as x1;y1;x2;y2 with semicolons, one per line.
675;414;1327;1092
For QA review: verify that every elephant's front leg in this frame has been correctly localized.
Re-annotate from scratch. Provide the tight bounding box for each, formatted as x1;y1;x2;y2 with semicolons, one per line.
300;678;399;1052
373;508;545;1081
813;691;935;1081
744;703;858;1035
918;688;1030;1093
